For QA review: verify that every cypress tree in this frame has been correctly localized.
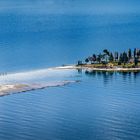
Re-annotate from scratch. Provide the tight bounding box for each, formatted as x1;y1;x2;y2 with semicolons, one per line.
128;48;132;59
134;48;137;58
114;52;119;61
85;58;89;63
109;53;114;62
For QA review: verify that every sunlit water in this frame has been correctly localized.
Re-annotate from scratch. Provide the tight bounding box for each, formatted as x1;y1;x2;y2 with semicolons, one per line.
0;13;140;140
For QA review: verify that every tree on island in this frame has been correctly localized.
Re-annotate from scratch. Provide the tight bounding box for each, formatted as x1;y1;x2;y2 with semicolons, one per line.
78;60;83;65
92;54;97;62
109;53;114;62
118;53;123;65
85;58;89;64
88;57;94;64
134;48;137;58
114;52;119;61
78;48;140;68
128;48;132;59
103;49;110;63
103;49;110;56
122;52;128;65
97;53;103;64
134;57;138;66
85;54;97;64
136;49;140;58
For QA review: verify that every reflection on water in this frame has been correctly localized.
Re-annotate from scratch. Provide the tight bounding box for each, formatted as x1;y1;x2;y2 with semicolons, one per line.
84;69;140;85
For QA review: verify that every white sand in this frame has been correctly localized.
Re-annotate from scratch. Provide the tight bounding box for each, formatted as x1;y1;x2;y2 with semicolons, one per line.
54;65;140;71
0;85;15;92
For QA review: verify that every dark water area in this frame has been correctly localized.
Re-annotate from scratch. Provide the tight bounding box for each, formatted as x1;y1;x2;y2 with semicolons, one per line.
0;12;140;140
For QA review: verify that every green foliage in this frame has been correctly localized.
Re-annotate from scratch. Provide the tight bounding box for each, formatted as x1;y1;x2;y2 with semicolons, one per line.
92;54;97;61
134;48;137;58
122;52;128;64
114;52;119;61
109;53;114;62
97;53;103;63
77;60;83;65
134;57;138;66
103;49;110;56
119;53;123;63
128;48;132;59
85;58;89;63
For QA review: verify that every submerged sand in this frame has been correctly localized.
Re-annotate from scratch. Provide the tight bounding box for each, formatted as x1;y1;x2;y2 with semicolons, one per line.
0;66;81;97
0;81;78;97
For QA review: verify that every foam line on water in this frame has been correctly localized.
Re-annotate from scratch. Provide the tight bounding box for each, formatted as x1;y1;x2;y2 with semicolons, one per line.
0;66;79;96
0;67;74;84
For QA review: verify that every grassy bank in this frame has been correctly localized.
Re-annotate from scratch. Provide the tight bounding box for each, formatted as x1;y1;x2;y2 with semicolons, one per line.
77;62;140;69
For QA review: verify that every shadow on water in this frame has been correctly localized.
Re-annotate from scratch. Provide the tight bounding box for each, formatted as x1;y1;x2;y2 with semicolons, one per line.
84;70;114;85
77;69;83;74
118;71;140;83
80;69;140;85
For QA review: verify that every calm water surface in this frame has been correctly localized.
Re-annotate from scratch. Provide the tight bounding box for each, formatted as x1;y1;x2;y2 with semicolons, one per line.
0;13;140;140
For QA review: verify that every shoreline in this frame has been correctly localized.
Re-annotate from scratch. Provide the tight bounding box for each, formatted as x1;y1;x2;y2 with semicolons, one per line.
55;65;140;72
1;64;140;97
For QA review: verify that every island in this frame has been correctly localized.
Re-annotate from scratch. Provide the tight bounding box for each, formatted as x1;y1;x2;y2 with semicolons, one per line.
73;48;140;72
56;48;140;72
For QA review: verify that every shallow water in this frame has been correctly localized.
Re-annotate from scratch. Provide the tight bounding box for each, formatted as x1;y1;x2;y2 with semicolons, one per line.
0;11;140;140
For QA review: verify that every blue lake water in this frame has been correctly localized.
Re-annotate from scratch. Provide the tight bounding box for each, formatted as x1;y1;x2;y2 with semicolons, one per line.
0;13;140;140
